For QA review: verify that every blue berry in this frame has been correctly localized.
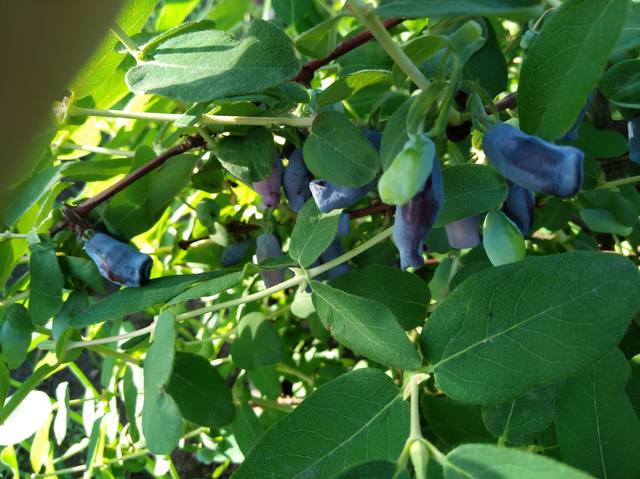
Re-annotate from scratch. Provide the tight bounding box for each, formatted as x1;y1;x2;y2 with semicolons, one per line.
362;128;382;152
502;181;535;235
393;157;444;270
309;179;376;213
255;232;285;288
483;123;584;198
445;216;480;249
84;233;152;287
337;213;350;238
629;117;640;164
252;154;283;209
319;238;349;280
221;240;250;267
283;149;313;212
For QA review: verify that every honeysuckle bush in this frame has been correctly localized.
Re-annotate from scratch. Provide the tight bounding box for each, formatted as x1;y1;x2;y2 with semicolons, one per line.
1;0;640;477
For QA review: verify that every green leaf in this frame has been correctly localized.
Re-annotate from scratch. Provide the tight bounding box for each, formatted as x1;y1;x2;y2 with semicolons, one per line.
53;382;69;446
555;348;640;479
422;252;640;405
61;157;132;182
166;352;235;428
303;111;379;187
483;211;526;266
481;385;556;445
289;200;341;267
154;0;199;31
376;0;542;18
464;22;508;98
3;165;64;227
435;165;508;227
0;304;33;369
380;97;412;171
29;237;64;325
230;403;264;456
422;395;493;446
330;265;430;330
142;311;183;454
600;59;640;109
71;0;158;99
295;16;342;59
166;270;242;305
273;0;314;24
0;391;53;446
311;281;422;370
230;313;284;370
444;444;593;478
518;0;630;140
378;134;435;205
562;122;629;159
103;147;198;238
612;0;640;55
318;70;391;106
72;272;222;327
234;368;409;478
579;209;633;236
216;127;276;183
126;20;301;102
337;461;409;479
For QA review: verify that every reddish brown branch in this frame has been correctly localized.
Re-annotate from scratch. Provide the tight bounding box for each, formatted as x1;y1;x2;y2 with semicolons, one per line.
490;92;518;113
349;203;394;219
293;17;404;86
50;134;206;236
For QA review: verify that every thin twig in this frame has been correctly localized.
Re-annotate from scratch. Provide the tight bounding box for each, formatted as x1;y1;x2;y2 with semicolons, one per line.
49;134;206;236
293;17;404;86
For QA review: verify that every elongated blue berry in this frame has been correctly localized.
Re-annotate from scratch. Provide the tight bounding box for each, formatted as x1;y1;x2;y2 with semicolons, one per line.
560;95;592;141
222;240;250;267
393;157;444;270
483;123;584;198
255;232;285;288
252;155;283;209
337;213;350;238
319;238;349;279
362;128;382;152
84;233;152;287
309;179;376;213
283;149;313;212
445;216;480;249
629;117;640;164
502;181;535;235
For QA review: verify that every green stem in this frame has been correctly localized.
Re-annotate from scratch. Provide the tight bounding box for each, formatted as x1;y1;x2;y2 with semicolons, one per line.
42;227;393;351
0;363;60;425
276;363;315;387
86;345;141;365
57;142;135;158
251;396;294;413
409;378;422;439
68;362;100;398
0;290;29;308
348;0;429;90
110;23;141;59
66;105;315;128
0;232;28;242
599;174;640;189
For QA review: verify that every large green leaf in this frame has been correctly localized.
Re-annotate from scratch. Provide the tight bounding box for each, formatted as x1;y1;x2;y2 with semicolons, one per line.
330;265;430;330
555;348;640;479
29;237;64;326
289;200;341;267
166;352;235;428
444;444;593;478
165;270;242;305
102;147;198;238
318;70;391;107
376;0;542;18
518;0;630;140
142;311;183;454
380;97;412;171
422;395;493;446
230;313;284;370
126;20;301;102
295;16;341;59
71;272;224;327
613;0;640;55
71;0;158;99
481;385;556;445
303;111;379;187
435;165;508;227
600;59;640;109
0;305;33;369
0;391;53;446
311;281;422;370
234;368;409;478
215;127;276;184
422;252;640;404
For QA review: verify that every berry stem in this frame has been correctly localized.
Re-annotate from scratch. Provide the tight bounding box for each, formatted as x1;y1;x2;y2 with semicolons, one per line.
600;174;640;189
110;23;141;59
